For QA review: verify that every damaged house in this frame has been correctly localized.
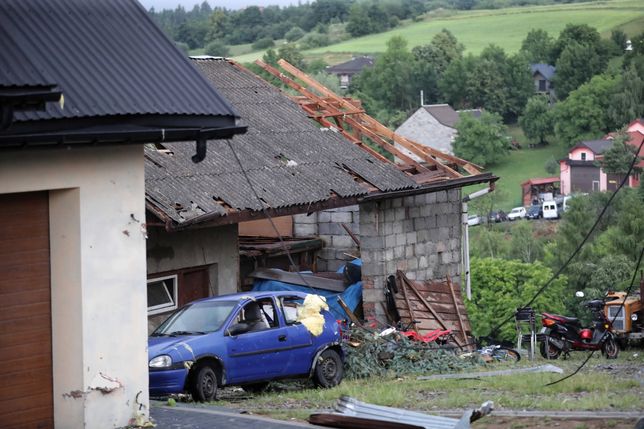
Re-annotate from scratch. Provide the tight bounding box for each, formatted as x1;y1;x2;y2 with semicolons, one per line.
145;58;496;341
0;0;243;427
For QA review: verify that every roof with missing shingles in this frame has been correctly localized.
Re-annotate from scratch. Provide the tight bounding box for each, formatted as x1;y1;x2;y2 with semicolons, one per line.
145;58;418;227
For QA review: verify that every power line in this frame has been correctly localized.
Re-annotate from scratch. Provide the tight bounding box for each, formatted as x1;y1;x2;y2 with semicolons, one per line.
546;246;643;386
226;140;319;295
489;138;644;338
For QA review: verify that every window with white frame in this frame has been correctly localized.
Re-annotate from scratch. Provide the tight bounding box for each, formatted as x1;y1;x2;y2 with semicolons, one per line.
147;275;178;315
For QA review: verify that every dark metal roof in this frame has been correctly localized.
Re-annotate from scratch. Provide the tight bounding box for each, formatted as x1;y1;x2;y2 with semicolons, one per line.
326;56;374;75
530;63;556;81
146;58;418;228
0;0;241;146
423;104;460;128
572;139;613;155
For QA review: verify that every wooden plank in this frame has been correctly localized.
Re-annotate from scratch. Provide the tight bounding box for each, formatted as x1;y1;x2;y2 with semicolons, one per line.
276;59;481;174
249;268;346;292
338;296;361;325
396;271;419;334
399;272;464;347
447;276;468;345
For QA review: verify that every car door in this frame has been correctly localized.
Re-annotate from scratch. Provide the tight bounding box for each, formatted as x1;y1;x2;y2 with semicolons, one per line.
275;295;316;376
224;297;290;383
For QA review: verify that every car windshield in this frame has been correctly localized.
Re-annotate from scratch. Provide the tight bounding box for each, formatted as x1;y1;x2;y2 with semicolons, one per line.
511;208;521;213
151;300;237;336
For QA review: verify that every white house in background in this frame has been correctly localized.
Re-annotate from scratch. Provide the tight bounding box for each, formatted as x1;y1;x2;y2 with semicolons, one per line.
0;1;242;427
394;104;482;160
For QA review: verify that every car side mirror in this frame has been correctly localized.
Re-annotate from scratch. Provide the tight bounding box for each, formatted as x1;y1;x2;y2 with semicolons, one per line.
575;291;585;298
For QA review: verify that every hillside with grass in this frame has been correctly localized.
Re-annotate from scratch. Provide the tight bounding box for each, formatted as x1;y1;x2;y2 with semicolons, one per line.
232;0;643;63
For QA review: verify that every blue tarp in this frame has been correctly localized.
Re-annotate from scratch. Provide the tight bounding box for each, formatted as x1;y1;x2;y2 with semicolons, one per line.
251;259;362;320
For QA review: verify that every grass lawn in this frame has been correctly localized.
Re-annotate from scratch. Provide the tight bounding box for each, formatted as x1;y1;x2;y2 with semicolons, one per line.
195;351;643;423
229;0;644;65
480;126;566;210
305;0;643;58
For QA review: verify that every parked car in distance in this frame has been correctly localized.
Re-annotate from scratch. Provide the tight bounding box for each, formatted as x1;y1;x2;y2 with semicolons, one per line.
526;205;542;220
542;200;559;219
507;207;527;221
148;291;343;401
467;214;481;226
488;210;507;223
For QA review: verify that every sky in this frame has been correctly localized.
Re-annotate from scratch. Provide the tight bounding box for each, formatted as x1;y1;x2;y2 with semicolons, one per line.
139;0;298;11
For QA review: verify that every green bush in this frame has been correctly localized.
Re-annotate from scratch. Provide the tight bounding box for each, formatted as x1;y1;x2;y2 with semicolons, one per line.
251;37;275;50
284;26;305;42
465;258;567;341
204;40;230;57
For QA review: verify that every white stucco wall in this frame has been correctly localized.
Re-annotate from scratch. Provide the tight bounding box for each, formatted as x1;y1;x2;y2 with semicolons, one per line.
147;224;239;295
0;146;149;428
569;147;595;161
395;108;456;161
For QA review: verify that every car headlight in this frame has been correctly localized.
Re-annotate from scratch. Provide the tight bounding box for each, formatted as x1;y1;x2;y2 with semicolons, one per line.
149;355;173;368
632;313;638;321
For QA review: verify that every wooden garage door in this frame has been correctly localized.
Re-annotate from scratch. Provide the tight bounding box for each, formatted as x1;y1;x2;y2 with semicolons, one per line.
0;192;53;428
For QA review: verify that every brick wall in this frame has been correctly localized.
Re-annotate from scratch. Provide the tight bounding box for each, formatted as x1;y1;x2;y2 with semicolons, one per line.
293;205;360;271
359;189;462;321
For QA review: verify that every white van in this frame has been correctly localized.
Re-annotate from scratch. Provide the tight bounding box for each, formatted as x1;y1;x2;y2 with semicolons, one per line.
542;200;558;219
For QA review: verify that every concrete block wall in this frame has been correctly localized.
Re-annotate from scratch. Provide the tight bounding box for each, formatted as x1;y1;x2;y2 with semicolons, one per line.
293;205;360;271
359;189;462;321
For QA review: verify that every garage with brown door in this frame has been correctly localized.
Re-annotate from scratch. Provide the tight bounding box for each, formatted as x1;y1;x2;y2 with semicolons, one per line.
0;192;53;428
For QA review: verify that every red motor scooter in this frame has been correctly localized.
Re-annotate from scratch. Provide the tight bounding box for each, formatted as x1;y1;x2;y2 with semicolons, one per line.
539;292;619;359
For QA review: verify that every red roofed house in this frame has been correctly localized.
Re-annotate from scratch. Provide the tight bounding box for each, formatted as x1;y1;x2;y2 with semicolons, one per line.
559;119;643;195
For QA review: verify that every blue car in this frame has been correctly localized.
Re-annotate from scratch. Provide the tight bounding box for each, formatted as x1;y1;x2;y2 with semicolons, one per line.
148;291;344;401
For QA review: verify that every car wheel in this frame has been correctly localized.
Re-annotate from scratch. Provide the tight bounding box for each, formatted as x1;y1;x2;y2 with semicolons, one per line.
313;349;343;388
242;382;269;394
190;365;218;402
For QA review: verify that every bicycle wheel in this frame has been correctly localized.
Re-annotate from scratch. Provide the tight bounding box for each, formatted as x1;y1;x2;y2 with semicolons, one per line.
495;347;521;362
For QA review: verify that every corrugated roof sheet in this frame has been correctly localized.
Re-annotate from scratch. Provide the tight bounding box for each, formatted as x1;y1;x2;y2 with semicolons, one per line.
0;0;238;123
0;26;56;89
146;59;417;226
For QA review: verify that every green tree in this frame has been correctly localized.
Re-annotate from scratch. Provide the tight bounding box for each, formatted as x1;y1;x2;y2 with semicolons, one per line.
277;44;305;70
519;95;554;145
251;37;275;50
509;221;544;263
438;55;476;108
554;41;606;99
413;29;464;77
465;258;567;341
470;227;509;260
350;36;416;113
205;9;229;44
554;74;619;146
550;24;604;64
285;26;305;42
204;39;230;57
608;64;644;128
520;29;554;64
544;156;558;175
453;111;509;167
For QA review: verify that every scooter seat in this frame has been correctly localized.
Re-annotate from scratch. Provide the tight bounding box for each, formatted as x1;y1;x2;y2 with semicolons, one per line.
543;312;580;325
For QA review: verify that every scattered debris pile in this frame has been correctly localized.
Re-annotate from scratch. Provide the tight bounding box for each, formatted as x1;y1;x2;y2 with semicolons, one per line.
343;326;480;380
309;396;494;429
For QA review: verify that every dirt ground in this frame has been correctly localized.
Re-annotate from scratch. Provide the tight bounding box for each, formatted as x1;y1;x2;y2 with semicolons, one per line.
474;416;640;429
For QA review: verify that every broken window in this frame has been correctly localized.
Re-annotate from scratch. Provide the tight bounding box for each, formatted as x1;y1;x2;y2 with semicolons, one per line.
280;296;303;325
147;275;178;315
